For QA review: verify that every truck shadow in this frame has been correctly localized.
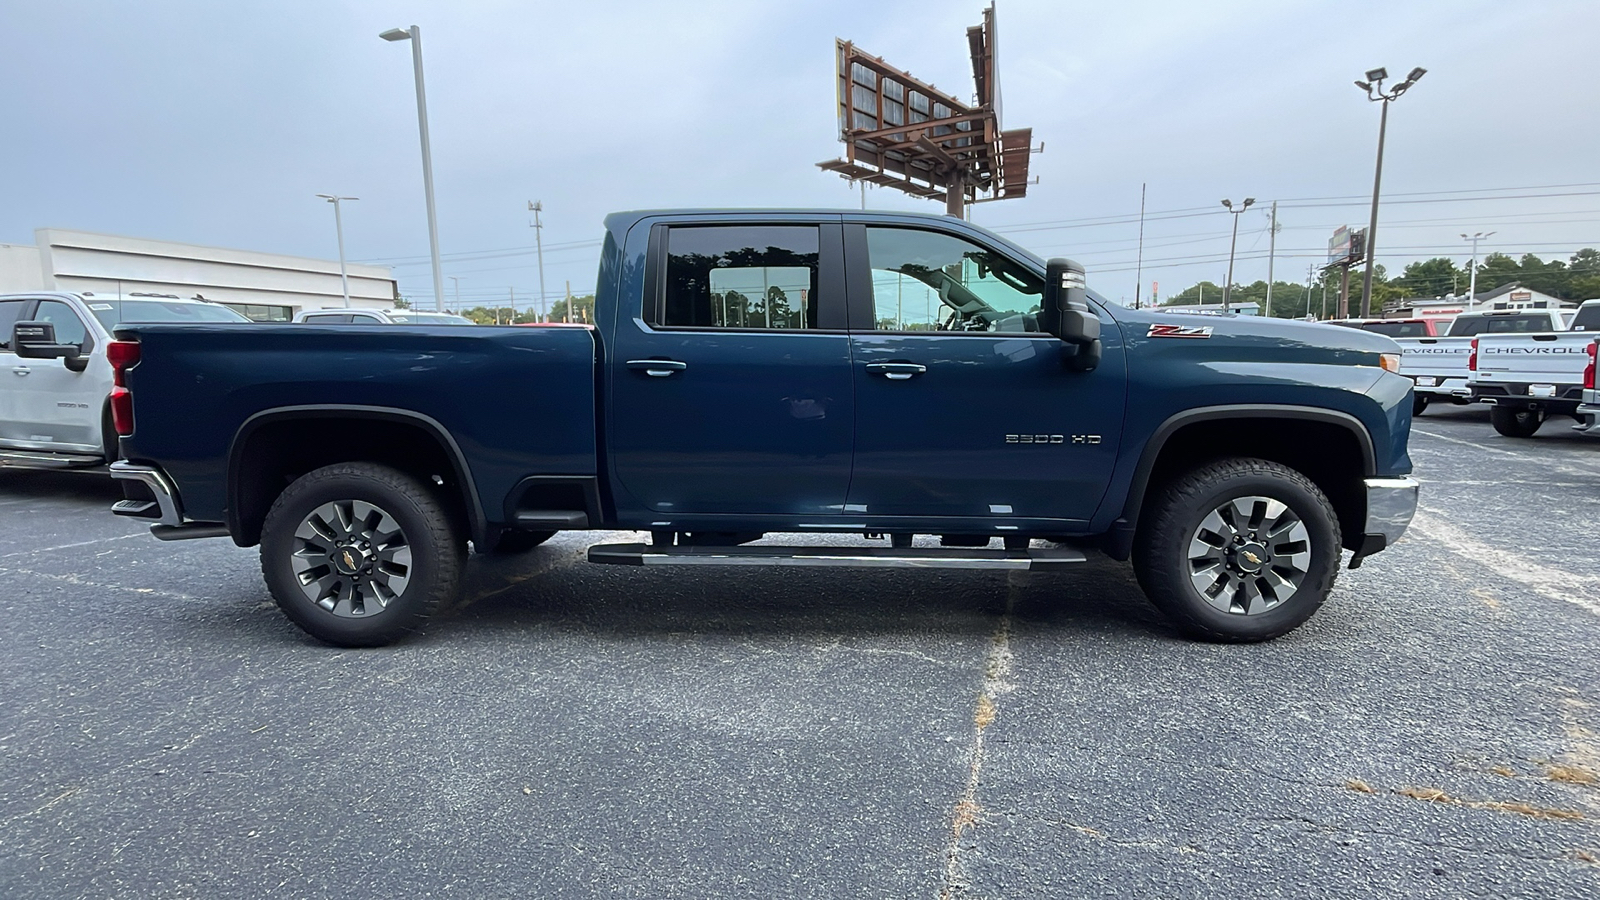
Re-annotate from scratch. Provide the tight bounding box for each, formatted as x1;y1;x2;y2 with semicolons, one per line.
446;545;1175;643
0;468;121;505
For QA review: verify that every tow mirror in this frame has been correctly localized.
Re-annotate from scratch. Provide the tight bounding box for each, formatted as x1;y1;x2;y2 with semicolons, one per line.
12;321;80;360
1041;258;1102;372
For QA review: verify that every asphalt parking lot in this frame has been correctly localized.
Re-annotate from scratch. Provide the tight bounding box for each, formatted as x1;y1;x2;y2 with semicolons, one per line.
2;404;1597;899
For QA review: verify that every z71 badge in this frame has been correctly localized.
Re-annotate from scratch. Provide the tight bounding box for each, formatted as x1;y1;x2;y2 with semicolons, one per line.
1148;323;1214;339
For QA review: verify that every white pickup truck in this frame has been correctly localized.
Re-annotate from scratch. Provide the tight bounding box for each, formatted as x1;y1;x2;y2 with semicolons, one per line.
1395;308;1575;416
0;291;249;469
1467;299;1600;437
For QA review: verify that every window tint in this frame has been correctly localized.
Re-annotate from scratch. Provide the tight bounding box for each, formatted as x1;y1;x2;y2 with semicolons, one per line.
662;226;818;329
1571;304;1600;332
1449;314;1556;336
865;227;1044;333
0;299;28;350
1363;321;1428;337
303;313;353;324
35;301;90;350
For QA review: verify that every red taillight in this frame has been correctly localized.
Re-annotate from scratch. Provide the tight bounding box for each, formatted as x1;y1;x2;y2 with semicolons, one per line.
110;386;134;436
106;340;140;436
1468;337;1478;372
1585;341;1598;390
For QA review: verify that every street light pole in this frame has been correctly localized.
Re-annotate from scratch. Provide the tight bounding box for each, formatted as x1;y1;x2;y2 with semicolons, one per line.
380;25;446;312
1220;197;1255;313
315;194;357;308
1461;231;1494;310
528;201;547;323
1354;66;1426;318
448;275;461;314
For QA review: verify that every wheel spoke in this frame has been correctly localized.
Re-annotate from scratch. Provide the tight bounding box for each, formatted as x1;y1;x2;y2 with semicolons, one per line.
1188;493;1312;617
289;499;410;619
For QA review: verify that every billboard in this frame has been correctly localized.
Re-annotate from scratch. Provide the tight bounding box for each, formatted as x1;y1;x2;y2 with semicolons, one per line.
1328;226;1367;266
817;4;1032;211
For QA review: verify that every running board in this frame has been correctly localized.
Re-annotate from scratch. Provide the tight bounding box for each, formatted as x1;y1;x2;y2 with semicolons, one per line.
586;543;1088;570
0;449;105;470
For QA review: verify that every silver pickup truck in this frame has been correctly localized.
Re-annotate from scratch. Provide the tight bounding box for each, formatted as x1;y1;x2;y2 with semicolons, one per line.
0;292;249;469
1468;300;1599;437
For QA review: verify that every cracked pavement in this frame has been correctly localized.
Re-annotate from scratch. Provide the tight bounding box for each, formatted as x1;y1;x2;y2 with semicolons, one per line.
1;403;1597;898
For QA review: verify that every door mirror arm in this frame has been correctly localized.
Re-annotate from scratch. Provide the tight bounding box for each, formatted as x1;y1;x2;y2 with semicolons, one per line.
1040;259;1103;372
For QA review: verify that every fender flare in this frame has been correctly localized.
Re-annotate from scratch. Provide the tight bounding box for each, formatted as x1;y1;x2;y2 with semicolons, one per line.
226;404;488;546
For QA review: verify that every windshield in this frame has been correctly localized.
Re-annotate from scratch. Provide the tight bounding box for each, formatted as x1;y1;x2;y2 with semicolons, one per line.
85;299;250;329
388;312;474;325
1448;314;1560;337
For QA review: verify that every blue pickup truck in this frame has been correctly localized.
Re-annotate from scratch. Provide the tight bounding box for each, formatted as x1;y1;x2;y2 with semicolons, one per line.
21;210;1419;645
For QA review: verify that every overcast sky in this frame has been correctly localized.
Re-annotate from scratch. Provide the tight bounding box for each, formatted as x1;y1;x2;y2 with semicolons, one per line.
3;0;1597;309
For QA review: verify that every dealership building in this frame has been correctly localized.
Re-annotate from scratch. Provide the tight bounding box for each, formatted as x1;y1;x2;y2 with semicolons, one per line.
0;228;398;321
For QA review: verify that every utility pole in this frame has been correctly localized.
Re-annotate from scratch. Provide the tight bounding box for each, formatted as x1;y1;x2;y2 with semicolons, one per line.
1265;201;1278;318
315;194;358;307
565;280;572;323
529;201;547;323
507;286;514;325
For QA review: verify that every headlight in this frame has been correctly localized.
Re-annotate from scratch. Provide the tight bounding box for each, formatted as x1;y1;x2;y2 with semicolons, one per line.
1379;352;1401;374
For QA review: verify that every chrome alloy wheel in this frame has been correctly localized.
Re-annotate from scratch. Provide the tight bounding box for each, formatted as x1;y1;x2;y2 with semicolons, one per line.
290;500;413;617
1186;495;1311;616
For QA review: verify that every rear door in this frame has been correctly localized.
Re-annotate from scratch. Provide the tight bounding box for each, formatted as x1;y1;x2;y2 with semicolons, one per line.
842;223;1127;525
607;219;855;519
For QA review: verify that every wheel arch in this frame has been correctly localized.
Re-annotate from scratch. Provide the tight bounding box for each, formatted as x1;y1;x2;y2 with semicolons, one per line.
226;405;487;548
1108;405;1376;559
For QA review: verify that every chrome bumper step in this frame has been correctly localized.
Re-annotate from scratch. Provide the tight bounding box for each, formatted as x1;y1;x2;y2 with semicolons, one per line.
587;543;1088;570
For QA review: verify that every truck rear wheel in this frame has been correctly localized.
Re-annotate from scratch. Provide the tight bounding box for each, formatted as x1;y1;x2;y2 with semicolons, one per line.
259;463;464;647
1490;406;1543;438
1133;458;1341;642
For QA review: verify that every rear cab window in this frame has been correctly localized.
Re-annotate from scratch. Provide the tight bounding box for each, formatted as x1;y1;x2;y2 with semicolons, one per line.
1448;314;1560;337
654;225;823;330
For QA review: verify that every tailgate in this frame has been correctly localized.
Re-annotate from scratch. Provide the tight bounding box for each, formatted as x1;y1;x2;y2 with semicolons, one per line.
1475;334;1591;384
1397;337;1471;379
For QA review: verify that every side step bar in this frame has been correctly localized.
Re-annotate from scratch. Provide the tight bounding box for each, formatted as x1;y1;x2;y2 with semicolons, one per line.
0;449;105;470
587;543;1088;571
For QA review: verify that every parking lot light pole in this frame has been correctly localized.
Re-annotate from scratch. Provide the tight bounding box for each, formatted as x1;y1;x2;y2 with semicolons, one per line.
1354;66;1426;318
1461;231;1494;310
1220;198;1254;313
315;194;357;307
381;25;446;312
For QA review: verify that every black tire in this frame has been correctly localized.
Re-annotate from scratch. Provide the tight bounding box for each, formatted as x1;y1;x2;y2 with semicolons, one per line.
1490;406;1543;438
485;528;556;554
1412;394;1429;417
1133;458;1341;643
260;462;464;647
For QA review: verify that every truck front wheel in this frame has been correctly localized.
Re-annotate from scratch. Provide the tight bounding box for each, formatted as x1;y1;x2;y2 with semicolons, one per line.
1133;458;1341;642
1490;406;1543;438
259;463;465;647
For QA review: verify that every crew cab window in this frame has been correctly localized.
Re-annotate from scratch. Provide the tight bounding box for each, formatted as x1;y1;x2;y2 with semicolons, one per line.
1571;305;1600;332
0;299;27;350
661;226;818;329
1363;321;1428;337
35;301;91;350
865;227;1043;333
1449;314;1558;336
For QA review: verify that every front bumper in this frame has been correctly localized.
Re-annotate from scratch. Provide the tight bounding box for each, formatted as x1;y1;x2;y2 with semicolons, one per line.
109;461;229;541
1349;476;1420;568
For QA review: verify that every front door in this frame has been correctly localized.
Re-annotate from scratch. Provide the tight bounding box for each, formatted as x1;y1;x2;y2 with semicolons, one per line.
608;221;855;520
9;299;104;452
844;224;1126;526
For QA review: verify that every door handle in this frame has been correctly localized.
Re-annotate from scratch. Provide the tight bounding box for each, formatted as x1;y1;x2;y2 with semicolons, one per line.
626;359;688;377
11;366;29;376
865;362;926;381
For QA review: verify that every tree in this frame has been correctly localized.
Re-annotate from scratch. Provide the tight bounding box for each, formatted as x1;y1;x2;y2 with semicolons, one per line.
1397;258;1462;299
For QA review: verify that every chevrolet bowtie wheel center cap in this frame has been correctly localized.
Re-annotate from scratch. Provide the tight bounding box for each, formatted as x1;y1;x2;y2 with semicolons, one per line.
331;544;369;576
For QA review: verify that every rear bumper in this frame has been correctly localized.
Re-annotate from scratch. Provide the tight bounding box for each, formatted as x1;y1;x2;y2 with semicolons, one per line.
1471;382;1583;414
1409;376;1469;399
1350;476;1420;568
109;461;229;541
1576;403;1600;435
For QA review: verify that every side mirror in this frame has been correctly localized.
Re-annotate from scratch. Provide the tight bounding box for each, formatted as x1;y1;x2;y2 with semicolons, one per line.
12;321;82;362
1041;258;1102;372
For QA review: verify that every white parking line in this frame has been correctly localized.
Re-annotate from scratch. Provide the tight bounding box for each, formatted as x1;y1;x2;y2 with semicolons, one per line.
0;532;144;561
1408;508;1600;618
